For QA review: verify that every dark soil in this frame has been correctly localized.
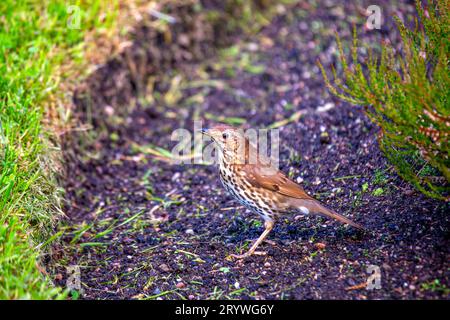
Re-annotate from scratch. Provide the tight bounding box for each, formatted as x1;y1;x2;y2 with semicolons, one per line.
50;0;449;299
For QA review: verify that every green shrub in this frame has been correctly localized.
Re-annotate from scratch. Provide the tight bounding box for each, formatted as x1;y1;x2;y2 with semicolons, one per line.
318;0;449;200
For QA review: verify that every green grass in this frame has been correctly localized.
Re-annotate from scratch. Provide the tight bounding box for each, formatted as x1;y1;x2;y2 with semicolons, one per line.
0;0;118;299
420;279;450;295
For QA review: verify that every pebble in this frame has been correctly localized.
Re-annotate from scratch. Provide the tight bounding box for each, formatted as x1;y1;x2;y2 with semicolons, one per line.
185;229;195;235
104;105;114;116
332;187;342;194
247;42;259;51
171;172;181;182
159;264;170;272
176;282;186;289
299;21;308;31
302;71;311;79
234;282;240;289
315;242;326;250
188;295;195;300
317;102;335;113
264;262;271;267
320;131;330;144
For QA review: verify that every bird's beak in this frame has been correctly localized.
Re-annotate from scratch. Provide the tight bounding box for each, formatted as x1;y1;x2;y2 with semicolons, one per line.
199;128;210;136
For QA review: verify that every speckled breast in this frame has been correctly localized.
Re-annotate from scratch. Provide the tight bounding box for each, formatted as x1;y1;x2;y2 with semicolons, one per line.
218;163;276;222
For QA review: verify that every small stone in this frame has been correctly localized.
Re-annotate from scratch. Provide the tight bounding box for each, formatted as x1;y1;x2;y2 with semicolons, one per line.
419;51;426;60
178;34;190;46
260;36;274;48
320;131;330;144
82;232;91;239
171;172;181;182
315;242;326;250
185;229;195;235
332;187;342;194
176;282;186;289
159;264;170;272
264;262;271;267
234;282;240;289
104;105;114;116
317;102;335;113
247;42;259;51
188;294;195;300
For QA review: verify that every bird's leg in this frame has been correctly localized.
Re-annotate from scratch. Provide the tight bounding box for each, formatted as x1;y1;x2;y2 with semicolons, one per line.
229;220;274;259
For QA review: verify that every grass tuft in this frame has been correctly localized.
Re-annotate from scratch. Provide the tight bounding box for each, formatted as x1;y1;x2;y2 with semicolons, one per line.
0;0;119;299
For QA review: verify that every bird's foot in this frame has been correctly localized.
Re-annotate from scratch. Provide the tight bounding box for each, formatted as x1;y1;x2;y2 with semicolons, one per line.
226;251;267;260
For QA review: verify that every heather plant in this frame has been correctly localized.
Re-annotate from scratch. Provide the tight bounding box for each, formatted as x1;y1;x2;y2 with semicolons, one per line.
318;0;449;200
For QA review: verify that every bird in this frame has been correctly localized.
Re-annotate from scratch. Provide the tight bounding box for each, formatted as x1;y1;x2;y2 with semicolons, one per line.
201;124;364;259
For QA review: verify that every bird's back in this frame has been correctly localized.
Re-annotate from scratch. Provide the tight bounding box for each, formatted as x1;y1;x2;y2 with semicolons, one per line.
219;160;363;230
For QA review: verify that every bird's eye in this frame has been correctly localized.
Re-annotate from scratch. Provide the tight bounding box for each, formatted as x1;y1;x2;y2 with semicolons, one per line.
222;133;228;139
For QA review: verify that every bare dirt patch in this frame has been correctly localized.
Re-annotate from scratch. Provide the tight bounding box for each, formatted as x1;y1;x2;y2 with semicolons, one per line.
50;0;449;299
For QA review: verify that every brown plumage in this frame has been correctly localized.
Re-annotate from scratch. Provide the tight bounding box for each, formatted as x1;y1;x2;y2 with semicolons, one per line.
201;124;364;259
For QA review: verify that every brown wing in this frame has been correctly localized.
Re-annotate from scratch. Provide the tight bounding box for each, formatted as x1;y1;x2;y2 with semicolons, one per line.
241;164;313;200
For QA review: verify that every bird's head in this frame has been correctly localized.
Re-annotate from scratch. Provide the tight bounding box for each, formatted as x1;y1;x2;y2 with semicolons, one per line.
200;124;248;163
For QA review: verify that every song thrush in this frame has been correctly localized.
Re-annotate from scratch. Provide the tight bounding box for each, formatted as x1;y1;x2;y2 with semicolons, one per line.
201;124;364;259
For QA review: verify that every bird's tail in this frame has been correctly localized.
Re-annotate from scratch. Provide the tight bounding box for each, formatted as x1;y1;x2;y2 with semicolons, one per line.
297;200;365;231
